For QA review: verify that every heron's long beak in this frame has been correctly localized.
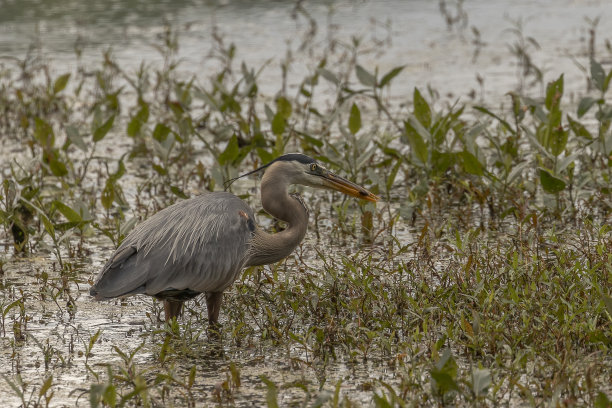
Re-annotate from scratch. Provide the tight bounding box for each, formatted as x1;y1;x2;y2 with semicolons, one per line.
322;172;379;202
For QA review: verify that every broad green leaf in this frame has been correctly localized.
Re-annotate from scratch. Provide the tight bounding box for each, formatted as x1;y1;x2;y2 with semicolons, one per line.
93;115;115;142
103;384;117;407
271;112;285;136
549;126;568;156
590;58;606;92
218;134;239;165
431;151;456;176
355;65;376;87
567;115;592;139
317;68;340;85
49;156;68;177
152;164;167;175
577;97;598;118
430;371;460;395
39;375;53;397
459;150;484;176
539;168;566;194
256;148;275;164
53;73;70;94
170;186;188;199
41;212;55;237
101;180;114;210
404;119;428;165
127;102;149;137
472;368;491;397
413;88;432;128
379;65;404;87
35;117;55;147
152;123;171;142
53;201;82;223
545;74;563;111
276;97;292;119
348;103;362;134
66;125;87;151
556;153;578;174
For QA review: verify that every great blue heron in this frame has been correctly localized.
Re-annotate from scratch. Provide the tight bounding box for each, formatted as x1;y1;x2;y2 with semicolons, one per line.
90;153;378;329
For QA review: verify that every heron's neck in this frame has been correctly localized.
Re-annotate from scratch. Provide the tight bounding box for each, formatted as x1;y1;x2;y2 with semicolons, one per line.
246;175;308;267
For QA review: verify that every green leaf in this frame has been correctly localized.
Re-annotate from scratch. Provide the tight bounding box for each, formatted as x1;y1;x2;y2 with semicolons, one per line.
35;117;55;147
152;164;167;175
567;115;592;139
317;68;340;86
260;376;279;408
53;73;70;94
53;201;82;223
549;125;568;156
127;102;149;137
188;366;197;388
459;150;484;176
295;130;323;147
66;125;87;151
473;106;515;134
577;97;598;118
413;88;432;128
404;119;428;165
271;113;285;136
276;97;292;119
101;180;114;210
603;295;612;318
348;103;362;134
590;58;606;92
103;384;117;407
152;123;171;142
39;375;53;397
356;65;376;87
539;168;566;194
472;368;491;397
379;65;404;87
49;156;68;177
256;148;275;164
170;186;188;199
545;74;563;111
41;212;55;238
605;70;612;94
372;393;393;408
594;392;611;408
218;135;239;165
431;371;460;395
93;115;115;142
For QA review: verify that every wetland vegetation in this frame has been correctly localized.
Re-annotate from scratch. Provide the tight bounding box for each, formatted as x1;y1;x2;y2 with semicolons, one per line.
0;1;611;406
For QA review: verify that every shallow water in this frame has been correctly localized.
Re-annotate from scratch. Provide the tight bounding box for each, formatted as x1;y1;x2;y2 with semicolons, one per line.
1;0;611;104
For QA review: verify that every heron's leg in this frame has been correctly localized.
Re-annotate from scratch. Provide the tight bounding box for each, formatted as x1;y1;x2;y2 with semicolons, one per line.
205;292;223;327
163;300;184;322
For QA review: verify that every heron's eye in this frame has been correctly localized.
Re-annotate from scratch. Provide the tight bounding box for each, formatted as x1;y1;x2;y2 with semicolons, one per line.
310;163;318;172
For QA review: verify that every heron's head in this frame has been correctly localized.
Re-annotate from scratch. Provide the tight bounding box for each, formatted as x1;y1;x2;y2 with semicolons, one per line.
228;153;379;202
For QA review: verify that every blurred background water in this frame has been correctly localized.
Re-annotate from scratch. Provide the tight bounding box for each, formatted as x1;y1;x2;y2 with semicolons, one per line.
1;0;611;105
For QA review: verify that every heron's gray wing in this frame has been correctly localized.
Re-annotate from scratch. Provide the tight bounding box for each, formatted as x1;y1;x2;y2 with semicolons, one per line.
90;192;255;300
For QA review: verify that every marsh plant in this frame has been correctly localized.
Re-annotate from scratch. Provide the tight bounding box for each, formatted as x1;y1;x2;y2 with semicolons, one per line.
0;12;610;408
